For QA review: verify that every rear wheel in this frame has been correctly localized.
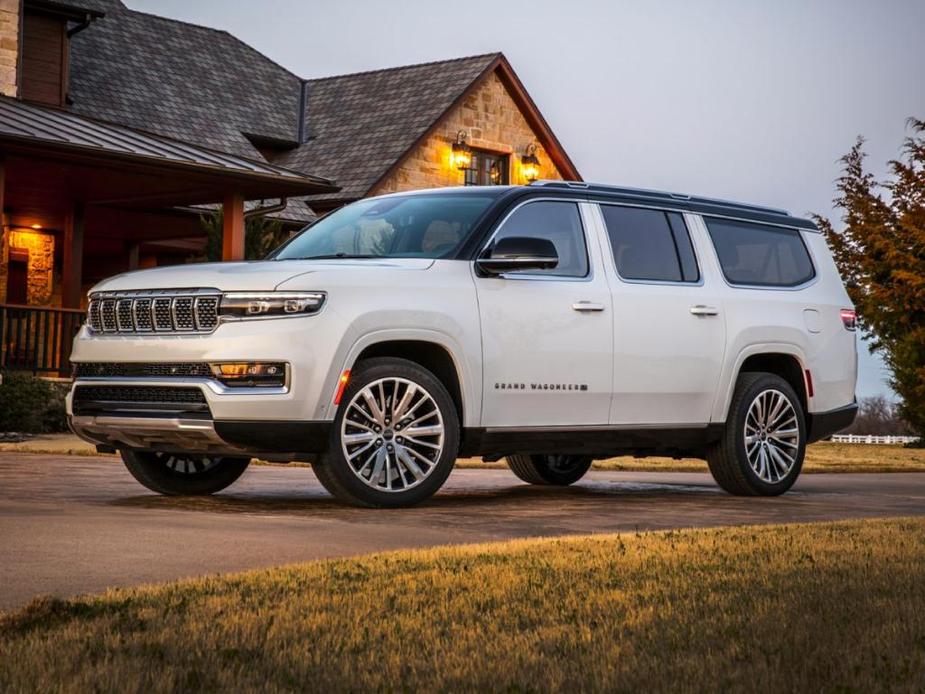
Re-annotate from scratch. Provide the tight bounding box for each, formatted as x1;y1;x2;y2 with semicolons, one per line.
707;372;806;496
312;357;459;507
120;449;251;495
506;454;593;486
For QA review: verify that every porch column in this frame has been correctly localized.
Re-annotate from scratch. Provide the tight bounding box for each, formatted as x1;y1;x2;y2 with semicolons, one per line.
222;192;245;261
62;202;85;309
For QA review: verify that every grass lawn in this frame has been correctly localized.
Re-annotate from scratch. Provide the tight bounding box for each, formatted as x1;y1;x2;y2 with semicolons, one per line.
2;518;924;691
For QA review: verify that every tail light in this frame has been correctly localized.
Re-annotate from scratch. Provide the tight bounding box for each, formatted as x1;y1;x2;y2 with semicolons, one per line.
840;308;857;331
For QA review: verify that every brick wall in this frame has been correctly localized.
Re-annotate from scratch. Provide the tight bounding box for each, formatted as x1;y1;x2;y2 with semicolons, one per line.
372;70;563;195
0;0;19;97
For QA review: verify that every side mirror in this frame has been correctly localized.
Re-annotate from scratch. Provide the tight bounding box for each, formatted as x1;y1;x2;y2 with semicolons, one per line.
476;236;559;276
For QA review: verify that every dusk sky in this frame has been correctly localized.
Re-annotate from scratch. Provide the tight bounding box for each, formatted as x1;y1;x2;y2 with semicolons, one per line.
128;0;925;399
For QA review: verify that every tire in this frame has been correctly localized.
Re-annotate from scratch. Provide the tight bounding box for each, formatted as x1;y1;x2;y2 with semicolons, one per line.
312;357;460;508
707;372;806;496
506;454;593;486
120;449;251;496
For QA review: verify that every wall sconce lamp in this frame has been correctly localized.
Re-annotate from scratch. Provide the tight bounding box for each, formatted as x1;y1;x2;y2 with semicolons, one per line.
521;143;540;183
452;130;472;170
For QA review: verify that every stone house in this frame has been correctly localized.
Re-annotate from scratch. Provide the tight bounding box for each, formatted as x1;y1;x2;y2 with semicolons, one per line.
0;0;580;373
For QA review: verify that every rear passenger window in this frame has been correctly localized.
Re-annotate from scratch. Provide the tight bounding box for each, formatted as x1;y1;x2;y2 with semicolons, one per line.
705;218;815;287
601;205;700;283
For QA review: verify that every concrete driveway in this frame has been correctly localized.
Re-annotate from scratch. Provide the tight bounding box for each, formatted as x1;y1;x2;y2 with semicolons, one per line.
2;453;924;610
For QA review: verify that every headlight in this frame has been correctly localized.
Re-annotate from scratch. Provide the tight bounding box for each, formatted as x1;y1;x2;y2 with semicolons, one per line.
220;292;325;319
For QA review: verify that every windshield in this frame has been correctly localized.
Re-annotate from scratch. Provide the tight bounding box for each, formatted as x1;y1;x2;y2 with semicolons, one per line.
274;193;497;260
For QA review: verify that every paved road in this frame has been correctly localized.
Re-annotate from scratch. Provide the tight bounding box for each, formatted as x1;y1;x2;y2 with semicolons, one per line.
2;454;924;610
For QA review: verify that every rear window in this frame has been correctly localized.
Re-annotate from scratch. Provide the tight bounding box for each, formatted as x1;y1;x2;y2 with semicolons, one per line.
601;205;700;283
705;218;815;287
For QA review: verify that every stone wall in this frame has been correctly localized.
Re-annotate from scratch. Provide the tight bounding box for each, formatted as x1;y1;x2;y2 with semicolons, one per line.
0;0;18;97
7;229;55;305
371;70;563;195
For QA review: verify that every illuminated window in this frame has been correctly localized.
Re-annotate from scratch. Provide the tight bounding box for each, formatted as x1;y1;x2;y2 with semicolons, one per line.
464;150;509;186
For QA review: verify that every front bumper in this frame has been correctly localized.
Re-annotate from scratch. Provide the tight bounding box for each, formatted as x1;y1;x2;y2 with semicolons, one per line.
69;414;331;455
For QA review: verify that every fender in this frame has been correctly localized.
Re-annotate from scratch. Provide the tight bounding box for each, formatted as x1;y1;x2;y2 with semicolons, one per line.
711;342;809;423
312;327;480;426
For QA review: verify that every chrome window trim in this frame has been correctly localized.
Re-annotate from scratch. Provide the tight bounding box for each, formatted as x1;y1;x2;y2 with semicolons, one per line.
475;196;595;283
593;202;706;288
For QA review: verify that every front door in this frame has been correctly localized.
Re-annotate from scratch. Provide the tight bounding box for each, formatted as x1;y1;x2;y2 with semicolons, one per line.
475;200;613;427
593;204;726;426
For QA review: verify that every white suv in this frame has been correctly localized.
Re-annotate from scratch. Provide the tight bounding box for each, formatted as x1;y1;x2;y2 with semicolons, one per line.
67;181;858;507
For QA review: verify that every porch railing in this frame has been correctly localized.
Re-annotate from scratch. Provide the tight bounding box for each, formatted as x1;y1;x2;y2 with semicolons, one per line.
0;304;86;376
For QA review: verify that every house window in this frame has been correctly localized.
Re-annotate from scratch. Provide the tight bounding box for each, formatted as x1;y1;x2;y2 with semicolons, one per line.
464;150;509;186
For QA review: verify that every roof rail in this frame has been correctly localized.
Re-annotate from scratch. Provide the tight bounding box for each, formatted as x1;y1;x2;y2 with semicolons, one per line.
528;180;790;217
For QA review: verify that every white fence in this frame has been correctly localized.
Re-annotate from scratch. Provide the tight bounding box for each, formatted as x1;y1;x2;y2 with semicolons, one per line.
830;434;920;445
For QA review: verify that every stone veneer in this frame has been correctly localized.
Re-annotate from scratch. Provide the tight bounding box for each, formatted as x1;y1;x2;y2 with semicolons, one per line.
4;230;55;305
0;0;18;97
371;70;563;195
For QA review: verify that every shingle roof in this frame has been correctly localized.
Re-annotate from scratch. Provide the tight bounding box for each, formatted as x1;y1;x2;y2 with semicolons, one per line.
275;53;501;201
66;0;302;160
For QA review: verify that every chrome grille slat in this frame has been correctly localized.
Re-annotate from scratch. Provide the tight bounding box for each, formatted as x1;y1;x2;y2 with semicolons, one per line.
86;291;221;335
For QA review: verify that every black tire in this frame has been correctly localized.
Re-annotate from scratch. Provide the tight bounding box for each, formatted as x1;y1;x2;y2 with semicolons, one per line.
506;454;593;486
120;449;251;496
707;372;806;496
312;357;459;508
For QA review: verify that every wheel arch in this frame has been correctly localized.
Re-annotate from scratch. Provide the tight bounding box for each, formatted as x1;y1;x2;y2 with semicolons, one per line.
331;330;475;426
714;344;810;423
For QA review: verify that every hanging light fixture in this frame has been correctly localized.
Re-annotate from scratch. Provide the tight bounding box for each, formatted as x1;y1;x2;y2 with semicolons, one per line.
521;143;541;183
451;130;472;170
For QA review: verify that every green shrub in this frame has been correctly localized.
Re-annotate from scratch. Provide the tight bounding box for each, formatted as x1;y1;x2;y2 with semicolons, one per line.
0;372;69;433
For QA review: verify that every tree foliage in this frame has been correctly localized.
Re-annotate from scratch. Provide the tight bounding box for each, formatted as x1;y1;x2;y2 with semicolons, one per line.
200;207;290;262
814;119;925;435
843;396;910;435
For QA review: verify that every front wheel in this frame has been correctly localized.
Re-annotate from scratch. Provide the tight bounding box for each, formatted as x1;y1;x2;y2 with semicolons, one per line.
312;357;460;507
506;454;593;486
707;372;806;496
120;449;251;495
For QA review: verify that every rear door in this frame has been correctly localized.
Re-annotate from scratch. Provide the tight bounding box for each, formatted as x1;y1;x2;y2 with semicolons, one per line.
592;204;727;426
474;199;613;427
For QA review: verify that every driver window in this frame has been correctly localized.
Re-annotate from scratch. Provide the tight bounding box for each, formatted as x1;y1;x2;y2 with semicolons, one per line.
492;201;588;277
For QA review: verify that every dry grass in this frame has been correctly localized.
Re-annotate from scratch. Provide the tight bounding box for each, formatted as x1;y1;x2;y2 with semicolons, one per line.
4;437;925;474
1;518;924;692
457;440;925;473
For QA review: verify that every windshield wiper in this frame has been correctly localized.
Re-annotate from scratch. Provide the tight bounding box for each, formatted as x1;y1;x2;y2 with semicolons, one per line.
281;253;382;261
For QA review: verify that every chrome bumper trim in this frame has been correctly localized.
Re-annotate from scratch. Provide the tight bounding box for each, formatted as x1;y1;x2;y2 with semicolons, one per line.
69;415;249;454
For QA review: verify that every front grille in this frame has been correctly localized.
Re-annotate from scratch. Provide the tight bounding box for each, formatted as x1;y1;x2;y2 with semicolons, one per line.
74;385;206;404
73;362;213;378
87;291;221;335
72;385;210;417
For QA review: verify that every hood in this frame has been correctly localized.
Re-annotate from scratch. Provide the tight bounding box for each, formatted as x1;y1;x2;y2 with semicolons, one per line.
90;258;436;293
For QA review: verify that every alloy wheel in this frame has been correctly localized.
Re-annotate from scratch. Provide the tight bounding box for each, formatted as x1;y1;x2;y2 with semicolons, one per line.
744;388;800;483
154;451;222;475
340;377;445;492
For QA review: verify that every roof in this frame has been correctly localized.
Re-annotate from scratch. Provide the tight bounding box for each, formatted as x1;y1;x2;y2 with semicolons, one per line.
0;95;336;196
66;0;303;160
527;181;819;231
275;54;503;202
61;3;580;207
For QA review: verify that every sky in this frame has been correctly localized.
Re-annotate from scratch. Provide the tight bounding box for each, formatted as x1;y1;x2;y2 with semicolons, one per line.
127;0;925;399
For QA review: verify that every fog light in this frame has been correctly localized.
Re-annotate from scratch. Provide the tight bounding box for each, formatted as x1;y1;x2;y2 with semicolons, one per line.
209;362;287;387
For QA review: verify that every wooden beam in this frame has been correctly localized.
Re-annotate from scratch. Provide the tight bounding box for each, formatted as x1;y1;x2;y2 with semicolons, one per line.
126;241;139;270
222;192;245;261
62;201;84;308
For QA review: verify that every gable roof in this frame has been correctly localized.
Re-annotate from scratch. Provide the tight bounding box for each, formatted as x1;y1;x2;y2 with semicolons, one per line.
61;3;580;209
66;0;302;160
273;53;500;202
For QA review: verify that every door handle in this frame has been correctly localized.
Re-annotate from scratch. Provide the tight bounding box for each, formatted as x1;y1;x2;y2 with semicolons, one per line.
572;301;605;312
690;305;719;316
